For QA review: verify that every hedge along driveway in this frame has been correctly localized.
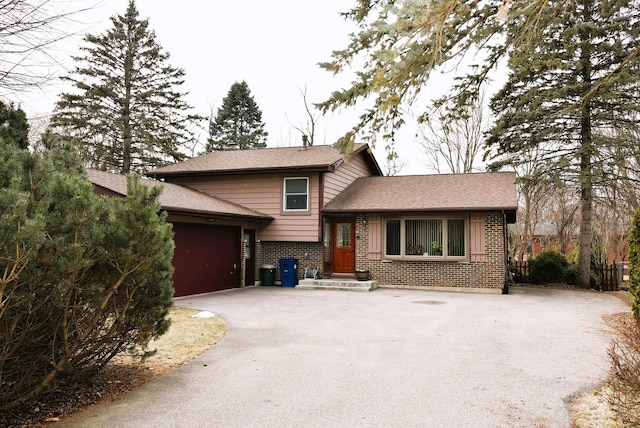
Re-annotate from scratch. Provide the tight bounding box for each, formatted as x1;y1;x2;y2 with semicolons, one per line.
60;286;627;428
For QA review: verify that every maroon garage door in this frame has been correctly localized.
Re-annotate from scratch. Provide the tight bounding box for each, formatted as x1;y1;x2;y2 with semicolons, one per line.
171;223;241;297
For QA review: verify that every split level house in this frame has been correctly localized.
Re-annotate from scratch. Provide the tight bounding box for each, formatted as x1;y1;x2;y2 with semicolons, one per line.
88;143;517;296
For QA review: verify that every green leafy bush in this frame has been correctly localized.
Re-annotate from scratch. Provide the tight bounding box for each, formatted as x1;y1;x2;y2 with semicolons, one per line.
527;250;569;284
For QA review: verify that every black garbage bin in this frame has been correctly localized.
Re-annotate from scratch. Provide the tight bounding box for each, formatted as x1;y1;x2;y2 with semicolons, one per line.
259;265;276;286
279;258;298;287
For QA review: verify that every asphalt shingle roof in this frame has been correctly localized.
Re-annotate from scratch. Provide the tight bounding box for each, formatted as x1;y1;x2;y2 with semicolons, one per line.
147;144;375;176
86;169;272;221
322;172;518;213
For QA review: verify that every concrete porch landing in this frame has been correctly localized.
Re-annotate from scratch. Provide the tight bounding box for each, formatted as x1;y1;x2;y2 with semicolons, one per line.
297;277;379;292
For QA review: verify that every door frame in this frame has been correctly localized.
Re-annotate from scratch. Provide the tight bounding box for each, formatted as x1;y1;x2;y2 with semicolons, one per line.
244;229;256;286
332;218;356;274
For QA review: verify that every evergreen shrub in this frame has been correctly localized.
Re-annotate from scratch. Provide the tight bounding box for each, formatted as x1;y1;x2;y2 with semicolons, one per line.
565;262;578;285
0;138;174;411
528;250;568;284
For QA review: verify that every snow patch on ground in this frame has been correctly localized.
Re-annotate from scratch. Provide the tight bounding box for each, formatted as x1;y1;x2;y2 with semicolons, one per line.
192;311;216;319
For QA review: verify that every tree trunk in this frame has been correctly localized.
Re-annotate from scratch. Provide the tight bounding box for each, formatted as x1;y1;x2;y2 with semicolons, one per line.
122;45;133;174
521;190;531;261
577;0;593;289
578;175;592;288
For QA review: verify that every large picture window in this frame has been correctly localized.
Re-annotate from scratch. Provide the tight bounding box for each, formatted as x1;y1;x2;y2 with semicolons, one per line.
385;217;467;259
283;178;309;211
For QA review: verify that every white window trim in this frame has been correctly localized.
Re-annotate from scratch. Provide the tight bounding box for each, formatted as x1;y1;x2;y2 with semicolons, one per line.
383;216;468;260
283;177;309;212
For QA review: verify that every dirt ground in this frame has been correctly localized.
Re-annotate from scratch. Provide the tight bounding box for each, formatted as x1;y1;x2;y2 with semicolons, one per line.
0;307;227;427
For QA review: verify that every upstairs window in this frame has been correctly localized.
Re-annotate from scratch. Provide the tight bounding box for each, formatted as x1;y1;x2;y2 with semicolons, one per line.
283;178;309;211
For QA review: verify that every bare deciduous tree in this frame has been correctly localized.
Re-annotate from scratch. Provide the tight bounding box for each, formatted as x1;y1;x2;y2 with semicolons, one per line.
0;0;91;93
506;145;554;261
419;92;489;174
383;145;405;176
286;84;322;146
545;183;580;256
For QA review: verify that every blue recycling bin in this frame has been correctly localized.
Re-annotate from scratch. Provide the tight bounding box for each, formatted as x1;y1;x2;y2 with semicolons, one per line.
279;257;298;287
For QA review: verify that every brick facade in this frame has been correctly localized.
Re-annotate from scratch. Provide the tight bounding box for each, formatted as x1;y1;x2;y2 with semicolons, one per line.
253;212;507;291
256;241;324;283
354;212;507;291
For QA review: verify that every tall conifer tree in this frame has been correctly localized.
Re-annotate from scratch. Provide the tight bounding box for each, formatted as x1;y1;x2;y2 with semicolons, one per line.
486;0;640;287
206;81;268;151
0;101;29;149
50;0;201;174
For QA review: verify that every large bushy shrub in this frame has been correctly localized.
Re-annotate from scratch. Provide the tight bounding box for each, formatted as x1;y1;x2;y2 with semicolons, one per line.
527;250;569;284
0;138;174;411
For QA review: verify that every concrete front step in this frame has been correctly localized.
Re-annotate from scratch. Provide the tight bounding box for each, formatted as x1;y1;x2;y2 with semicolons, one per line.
296;278;379;292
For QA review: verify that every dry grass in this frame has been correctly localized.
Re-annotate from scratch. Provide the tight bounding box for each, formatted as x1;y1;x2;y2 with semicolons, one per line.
112;307;227;373
570;290;639;427
611;290;635;307
608;314;640;426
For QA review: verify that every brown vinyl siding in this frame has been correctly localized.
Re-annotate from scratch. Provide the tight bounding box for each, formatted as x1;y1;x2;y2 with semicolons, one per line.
168;173;321;242
324;154;375;204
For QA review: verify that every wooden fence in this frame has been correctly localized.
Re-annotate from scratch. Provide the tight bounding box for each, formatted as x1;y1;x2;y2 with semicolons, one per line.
510;261;530;283
596;262;620;292
509;261;621;291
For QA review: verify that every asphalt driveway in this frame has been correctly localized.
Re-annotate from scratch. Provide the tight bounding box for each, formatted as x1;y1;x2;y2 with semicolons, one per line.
60;286;628;427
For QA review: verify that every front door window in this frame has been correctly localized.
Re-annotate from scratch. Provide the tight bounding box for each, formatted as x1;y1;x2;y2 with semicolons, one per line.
337;223;352;248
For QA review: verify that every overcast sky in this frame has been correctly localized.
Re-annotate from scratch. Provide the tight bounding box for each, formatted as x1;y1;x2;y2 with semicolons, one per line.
7;0;446;175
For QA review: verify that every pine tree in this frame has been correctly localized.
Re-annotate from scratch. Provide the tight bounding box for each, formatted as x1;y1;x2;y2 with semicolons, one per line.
486;0;640;288
50;0;202;174
206;81;268;151
0;101;29;149
0;136;174;410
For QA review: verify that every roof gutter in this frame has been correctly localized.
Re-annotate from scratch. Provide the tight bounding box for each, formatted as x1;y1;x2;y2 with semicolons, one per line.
164;208;273;223
321;207;519;214
147;165;335;179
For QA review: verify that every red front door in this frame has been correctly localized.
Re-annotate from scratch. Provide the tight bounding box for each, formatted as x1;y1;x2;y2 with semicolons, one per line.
333;219;355;273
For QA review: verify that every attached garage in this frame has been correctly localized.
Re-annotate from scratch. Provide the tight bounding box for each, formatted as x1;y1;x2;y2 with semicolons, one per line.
87;169;272;297
171;223;241;297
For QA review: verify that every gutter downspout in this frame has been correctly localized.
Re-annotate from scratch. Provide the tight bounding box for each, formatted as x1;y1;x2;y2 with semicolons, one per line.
503;211;510;295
